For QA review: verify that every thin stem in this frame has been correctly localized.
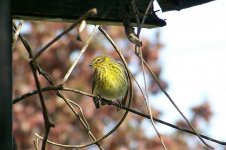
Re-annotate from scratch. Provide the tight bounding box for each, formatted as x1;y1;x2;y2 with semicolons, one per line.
35;25;132;149
139;50;167;149
13;86;226;146
143;60;213;149
12;20;24;49
16;25;55;150
30;62;55;150
132;0;167;148
138;0;154;35
37;65;104;148
61;25;99;85
131;0;141;31
33;139;39;150
31;8;97;61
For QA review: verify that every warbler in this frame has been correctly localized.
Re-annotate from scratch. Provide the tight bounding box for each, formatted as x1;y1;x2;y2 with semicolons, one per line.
89;55;128;109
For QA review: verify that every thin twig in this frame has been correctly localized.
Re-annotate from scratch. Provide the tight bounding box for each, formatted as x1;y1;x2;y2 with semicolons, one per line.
61;25;99;85
35;89;132;149
29;62;55;150
15;22;102;149
31;8;97;61
143;60;213;149
45;24;103;149
12;20;24;50
15;25;55;150
139;49;167;149
35;25;132;149
131;0;167;148
38;62;104;148
31;23;127;149
130;72;146;101
13;86;226;146
37;49;104;149
15;16;105;149
134;1;212;149
57;95;105;149
131;0;141;31
138;0;154;35
33;139;39;150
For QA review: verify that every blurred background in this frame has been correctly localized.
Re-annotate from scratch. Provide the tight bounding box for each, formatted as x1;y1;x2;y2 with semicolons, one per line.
13;0;226;149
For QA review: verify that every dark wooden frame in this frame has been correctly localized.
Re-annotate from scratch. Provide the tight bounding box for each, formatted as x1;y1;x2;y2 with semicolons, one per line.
11;0;214;28
0;0;214;149
0;0;12;149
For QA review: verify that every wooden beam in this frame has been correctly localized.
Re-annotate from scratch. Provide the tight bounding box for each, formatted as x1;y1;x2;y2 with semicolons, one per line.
157;0;214;12
11;0;215;27
11;0;166;28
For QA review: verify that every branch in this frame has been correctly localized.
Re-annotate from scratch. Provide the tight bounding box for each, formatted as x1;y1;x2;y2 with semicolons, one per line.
14;24;55;150
127;1;167;148
12;20;23;50
21;23;128;149
31;8;97;61
142;59;213;149
34;34;104;149
131;1;212;148
61;25;99;85
13;86;226;146
14;11;108;149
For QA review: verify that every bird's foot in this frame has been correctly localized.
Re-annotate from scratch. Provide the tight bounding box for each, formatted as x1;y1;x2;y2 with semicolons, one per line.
116;99;123;111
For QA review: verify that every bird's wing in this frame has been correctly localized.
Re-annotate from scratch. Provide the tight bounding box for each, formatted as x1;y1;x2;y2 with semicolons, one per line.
118;62;129;106
92;70;100;109
92;70;96;94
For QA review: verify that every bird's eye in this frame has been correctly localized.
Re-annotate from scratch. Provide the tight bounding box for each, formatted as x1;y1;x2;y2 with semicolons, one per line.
96;58;104;63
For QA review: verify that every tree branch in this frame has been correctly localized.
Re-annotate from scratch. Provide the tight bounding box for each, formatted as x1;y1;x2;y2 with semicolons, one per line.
31;8;97;61
14;23;55;150
13;86;226;146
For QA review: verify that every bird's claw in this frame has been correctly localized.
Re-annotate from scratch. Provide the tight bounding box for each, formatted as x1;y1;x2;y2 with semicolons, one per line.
116;99;122;111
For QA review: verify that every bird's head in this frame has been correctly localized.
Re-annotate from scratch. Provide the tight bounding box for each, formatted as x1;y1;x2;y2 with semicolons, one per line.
89;55;111;69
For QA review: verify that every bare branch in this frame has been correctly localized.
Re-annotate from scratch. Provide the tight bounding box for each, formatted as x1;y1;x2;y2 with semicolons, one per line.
142;59;213;149
31;8;97;61
12;20;23;49
61;25;99;85
138;49;167;149
13;86;226;146
33;139;39;150
14;24;55;150
128;1;167;148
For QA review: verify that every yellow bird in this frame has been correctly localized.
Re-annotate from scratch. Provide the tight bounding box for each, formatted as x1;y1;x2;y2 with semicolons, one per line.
90;55;128;109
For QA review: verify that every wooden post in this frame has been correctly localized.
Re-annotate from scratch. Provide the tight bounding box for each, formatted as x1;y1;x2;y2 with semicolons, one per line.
0;0;12;149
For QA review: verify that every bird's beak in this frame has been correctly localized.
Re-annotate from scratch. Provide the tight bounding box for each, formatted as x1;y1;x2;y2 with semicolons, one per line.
86;64;92;67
